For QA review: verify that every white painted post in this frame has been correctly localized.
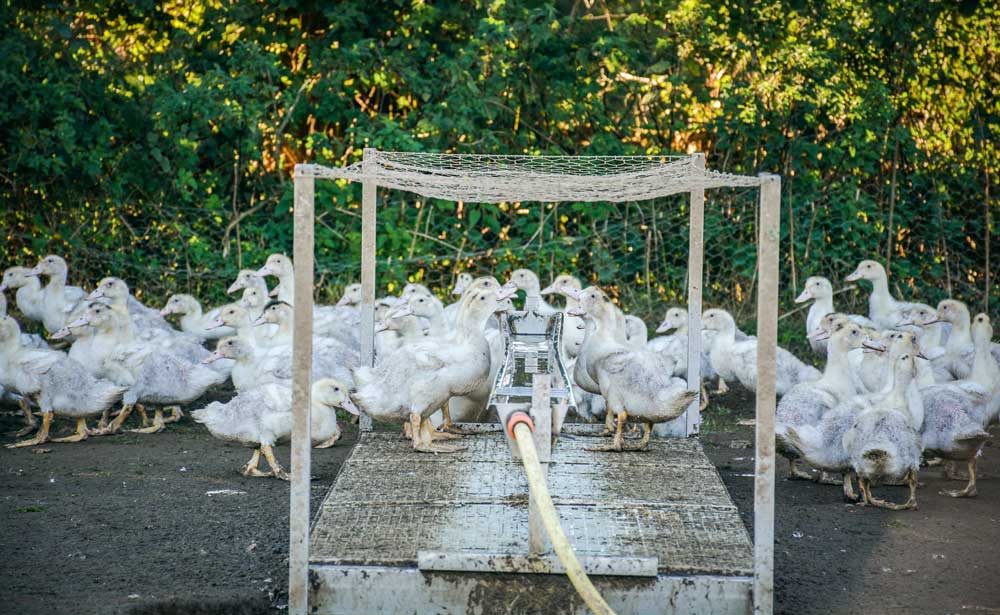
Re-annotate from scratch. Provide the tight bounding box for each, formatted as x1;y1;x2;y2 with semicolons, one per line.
753;173;781;615
289;167;315;615
685;153;706;436
359;148;378;431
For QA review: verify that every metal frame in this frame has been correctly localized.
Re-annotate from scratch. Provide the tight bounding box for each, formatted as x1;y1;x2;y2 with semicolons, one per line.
288;151;780;615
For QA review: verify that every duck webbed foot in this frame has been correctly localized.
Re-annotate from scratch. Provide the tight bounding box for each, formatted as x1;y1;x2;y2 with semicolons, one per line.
241;449;272;477
944;460;990;481
788;459;815;481
842;472;860;503
587;412;627;452
699;381;709;411
7;412;53;448
314;430;342;449
859;471;918;511
815;471;843;485
101;404;135;434
412;415;465;453
437;406;475;435
600;410;615;437
130;408;166;434
162;406;184;424
715;378;729;395
941;460;978;498
621;422;652;452
261;444;289;480
52;417;92;443
14;397;37;437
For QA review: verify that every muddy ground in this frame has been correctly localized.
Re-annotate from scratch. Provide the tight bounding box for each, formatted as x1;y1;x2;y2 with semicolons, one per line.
1;388;998;615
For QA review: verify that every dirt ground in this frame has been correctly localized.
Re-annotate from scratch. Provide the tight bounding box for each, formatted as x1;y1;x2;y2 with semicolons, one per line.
1;388;999;615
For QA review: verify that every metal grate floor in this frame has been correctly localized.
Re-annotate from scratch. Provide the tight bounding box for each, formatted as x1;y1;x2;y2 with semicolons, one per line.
310;428;753;576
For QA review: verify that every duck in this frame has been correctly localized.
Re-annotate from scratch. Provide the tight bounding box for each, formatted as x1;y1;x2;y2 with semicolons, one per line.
227;269;269;296
350;286;515;453
336;283;362;308
251;302;360;384
845;260;916;329
203;337;290;390
508;268;557;315
238;285;269;320
0;292;48;350
406;292;449;337
919;389;991;499
540;274;586;360
2;316;125;448
209;303;274;348
568;286;696;451
777;322;868;480
61;303;226;434
192;378;357;480
1;266;46;323
450;273;473;297
795;275;876;354
28;255;88;333
703;308;821;396
257;253;295;303
934;299;1000;379
160;294;234;340
843;353;923;510
88;277;173;333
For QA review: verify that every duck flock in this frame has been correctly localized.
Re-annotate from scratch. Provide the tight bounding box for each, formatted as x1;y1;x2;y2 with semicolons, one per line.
1;254;998;511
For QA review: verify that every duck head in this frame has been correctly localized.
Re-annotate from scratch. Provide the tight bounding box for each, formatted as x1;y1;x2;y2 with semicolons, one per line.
845;260;885;283
257;254;293;279
208;304;249;330
795;276;832;303
655;307;687;334
540;274;582;297
203;336;252;363
30;254;69;279
701;308;737;336
451;273;474;296
336;283;362;307
313;378;360;416
239;287;268;311
507;269;541;294
228;269;263;295
160;294;198;317
253;301;292;327
1;267;39;292
971;313;993;347
88;277;129;304
936;299;970;326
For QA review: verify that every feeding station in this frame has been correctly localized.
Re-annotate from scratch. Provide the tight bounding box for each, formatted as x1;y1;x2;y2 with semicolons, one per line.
287;150;780;615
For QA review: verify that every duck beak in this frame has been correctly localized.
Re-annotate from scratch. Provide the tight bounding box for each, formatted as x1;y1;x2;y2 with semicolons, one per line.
65;317;89;330
655;319;674;333
807;329;831;341
845;269;862;282
916;351;929;361
27;266;42;277
862;341;886;354
257;265;273;277
252;314;268;327
496;284;519;302
268;287;279;298
566;306;586;317
202;351;224;364
540;283;558;296
452;281;467;296
226;281;242;294
392;304;414;319
336;295;351;307
49;327;72;340
204;318;225;330
374;321;389;334
0;282;7;292
340;397;361;416
88;288;105;300
159;306;174;317
794;288;812;303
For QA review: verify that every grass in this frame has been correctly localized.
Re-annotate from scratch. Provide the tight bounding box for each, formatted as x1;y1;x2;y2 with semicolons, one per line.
16;505;47;513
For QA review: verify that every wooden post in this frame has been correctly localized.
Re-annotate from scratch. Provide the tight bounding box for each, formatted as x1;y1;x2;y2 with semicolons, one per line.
360;148;378;431
289;166;315;615
685;153;706;436
528;373;551;555
753;173;781;615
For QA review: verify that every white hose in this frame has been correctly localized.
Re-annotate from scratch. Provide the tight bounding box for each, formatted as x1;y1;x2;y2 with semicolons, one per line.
513;422;617;615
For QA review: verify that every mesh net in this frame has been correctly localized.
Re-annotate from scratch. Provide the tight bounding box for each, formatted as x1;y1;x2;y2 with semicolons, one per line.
298;151;762;203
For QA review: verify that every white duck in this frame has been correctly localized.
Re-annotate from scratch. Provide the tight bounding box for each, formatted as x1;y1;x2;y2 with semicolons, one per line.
795;275;875;354
60;303;226;434
703;308;821;396
160;294;234;340
450;273;473;297
934;299;1000;380
250;302;360;384
257;253;295;303
508;268;557;315
208;303;273;349
540;274;586;361
569;286;696;451
192;378;357;480
351;286;515;452
1;267;45;323
624;315;648;349
28;255;87;333
2;316;125;448
843;353;923;510
845;260;916;329
203;337;290;391
227;269;269;296
336;283;362;308
0;292;48;350
88;277;173;333
776;322;867;480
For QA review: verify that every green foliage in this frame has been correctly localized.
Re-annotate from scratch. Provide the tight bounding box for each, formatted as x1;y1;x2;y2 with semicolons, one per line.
1;1;997;341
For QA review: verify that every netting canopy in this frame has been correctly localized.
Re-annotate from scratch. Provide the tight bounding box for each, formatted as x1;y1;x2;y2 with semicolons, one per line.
297;151;762;203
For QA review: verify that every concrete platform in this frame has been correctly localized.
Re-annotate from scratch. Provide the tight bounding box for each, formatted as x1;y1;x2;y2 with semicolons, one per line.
309;425;753;614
